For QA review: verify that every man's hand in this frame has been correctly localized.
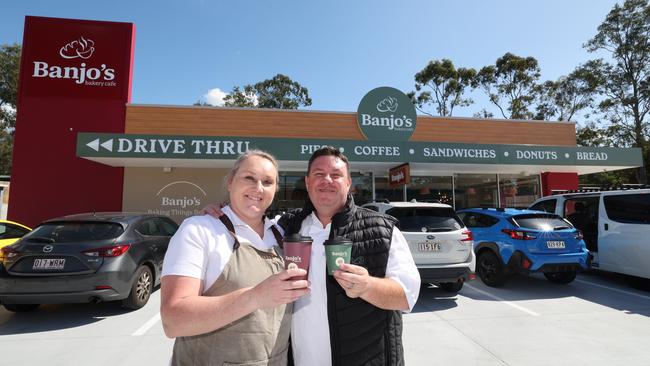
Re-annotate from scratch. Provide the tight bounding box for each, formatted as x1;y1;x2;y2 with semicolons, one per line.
201;203;226;218
333;263;372;298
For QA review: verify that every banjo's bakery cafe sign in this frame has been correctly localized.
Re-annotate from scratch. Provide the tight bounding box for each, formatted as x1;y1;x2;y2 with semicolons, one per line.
7;16;645;227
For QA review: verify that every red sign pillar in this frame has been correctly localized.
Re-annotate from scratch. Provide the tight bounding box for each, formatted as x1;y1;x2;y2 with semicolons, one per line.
9;16;135;227
541;172;579;196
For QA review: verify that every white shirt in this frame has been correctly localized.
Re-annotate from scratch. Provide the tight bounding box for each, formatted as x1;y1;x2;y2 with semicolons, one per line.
161;206;279;291
291;212;420;366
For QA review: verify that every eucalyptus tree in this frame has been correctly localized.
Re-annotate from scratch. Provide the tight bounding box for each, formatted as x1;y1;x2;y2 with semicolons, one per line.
584;0;650;183
409;59;476;116
0;43;21;175
223;74;312;109
477;52;541;120
534;62;602;121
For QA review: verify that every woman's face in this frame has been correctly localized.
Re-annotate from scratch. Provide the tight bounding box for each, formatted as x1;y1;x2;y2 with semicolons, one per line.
227;155;277;224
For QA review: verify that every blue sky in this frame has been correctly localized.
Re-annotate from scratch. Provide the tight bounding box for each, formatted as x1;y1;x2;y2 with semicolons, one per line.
1;0;620;118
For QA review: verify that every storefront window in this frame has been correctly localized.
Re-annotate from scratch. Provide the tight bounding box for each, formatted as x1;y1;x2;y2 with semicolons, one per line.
271;172;374;214
407;176;453;205
375;177;404;202
498;174;541;208
271;174;307;215
454;174;498;209
351;173;373;206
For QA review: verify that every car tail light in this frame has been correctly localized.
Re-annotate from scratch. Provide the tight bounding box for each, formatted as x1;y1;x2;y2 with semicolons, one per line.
82;244;131;257
575;230;584;240
461;230;473;242
501;229;537;240
0;246;20;259
95;285;113;290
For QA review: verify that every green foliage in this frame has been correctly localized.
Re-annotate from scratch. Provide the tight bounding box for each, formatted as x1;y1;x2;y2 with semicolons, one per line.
472;109;494;119
0;129;12;174
535;62;603;121
0;43;20;175
0;43;20;130
477;53;541;119
223;74;312;109
579;168;639;187
409;59;476;116
584;0;650;183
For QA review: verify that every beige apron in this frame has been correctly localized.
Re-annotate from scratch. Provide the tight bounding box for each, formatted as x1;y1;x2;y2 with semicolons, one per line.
171;216;290;366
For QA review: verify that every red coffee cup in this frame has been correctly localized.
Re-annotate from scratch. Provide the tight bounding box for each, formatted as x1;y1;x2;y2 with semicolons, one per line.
283;234;313;280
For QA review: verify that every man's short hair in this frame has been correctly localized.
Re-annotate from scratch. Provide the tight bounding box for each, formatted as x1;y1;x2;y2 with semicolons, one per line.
307;146;350;175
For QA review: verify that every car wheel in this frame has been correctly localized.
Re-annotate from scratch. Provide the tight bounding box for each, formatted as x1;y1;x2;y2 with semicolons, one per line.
122;265;153;310
440;281;463;293
544;271;577;284
3;303;40;312
477;251;507;287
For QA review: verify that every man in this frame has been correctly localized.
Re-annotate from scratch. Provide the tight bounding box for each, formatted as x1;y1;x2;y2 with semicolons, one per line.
279;146;420;366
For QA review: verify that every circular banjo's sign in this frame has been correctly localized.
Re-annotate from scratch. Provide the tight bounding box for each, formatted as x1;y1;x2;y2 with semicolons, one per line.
357;87;417;141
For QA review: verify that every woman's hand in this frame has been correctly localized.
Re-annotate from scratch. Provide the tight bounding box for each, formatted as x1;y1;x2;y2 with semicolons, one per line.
252;268;310;309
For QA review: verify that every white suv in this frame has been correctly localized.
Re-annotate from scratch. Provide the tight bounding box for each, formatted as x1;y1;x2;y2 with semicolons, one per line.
362;201;475;292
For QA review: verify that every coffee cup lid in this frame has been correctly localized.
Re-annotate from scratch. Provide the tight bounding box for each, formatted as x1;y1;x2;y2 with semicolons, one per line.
323;236;352;245
284;233;313;242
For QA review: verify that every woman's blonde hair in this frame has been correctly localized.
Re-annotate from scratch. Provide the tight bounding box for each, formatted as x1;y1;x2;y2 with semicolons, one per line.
226;149;280;190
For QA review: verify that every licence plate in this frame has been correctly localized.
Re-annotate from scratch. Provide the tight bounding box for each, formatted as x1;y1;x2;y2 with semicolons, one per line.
546;241;565;249
418;242;441;252
33;258;66;270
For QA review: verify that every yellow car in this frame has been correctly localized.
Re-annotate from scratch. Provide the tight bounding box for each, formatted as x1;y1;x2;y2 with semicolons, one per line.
0;220;32;260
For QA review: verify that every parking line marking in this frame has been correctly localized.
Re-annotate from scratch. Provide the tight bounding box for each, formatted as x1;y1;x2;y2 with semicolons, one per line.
132;312;161;336
465;283;540;317
575;279;650;301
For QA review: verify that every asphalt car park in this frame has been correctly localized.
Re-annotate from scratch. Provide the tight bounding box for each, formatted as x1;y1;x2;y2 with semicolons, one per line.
1;270;650;366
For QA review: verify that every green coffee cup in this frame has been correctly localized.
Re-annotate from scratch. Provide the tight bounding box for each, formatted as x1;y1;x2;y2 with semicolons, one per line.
324;237;352;275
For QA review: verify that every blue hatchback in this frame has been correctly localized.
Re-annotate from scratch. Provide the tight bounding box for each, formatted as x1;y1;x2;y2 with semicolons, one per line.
457;208;589;287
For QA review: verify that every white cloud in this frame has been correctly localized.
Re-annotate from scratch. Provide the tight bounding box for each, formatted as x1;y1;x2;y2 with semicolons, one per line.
202;88;228;106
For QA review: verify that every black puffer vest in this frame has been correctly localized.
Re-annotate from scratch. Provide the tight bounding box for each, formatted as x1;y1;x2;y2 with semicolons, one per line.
279;195;405;366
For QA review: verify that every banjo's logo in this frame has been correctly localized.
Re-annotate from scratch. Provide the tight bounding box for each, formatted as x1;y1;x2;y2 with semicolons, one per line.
376;97;398;113
31;35;116;87
59;36;95;59
357;87;417;141
157;181;207;209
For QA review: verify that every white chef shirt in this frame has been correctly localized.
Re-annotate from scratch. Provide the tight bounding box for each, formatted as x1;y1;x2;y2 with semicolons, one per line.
161;206;280;291
291;212;420;366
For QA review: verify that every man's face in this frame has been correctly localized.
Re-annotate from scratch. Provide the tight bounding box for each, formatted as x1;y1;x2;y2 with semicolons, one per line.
305;155;352;217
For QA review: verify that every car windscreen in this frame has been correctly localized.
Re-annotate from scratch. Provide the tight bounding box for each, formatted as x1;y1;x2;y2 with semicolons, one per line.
511;214;572;231
386;207;464;232
24;222;125;243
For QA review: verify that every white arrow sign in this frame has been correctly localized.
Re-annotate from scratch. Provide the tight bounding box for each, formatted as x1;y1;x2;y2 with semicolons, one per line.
100;139;114;151
86;139;100;151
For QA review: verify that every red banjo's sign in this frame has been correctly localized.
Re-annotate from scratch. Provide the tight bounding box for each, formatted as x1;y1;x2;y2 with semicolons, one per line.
388;163;410;188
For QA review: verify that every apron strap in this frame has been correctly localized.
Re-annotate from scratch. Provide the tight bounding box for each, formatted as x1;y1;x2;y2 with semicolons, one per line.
270;225;284;248
218;215;241;250
220;215;284;250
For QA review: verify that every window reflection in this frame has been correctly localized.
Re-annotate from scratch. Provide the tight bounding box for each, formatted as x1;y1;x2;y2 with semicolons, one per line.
498;174;541;208
406;176;453;205
374;177;404;202
455;174;498;209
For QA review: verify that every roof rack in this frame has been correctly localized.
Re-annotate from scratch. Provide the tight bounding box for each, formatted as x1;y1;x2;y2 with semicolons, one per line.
551;184;650;195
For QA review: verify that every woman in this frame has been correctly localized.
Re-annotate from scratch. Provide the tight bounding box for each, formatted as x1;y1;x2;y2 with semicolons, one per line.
161;150;310;366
